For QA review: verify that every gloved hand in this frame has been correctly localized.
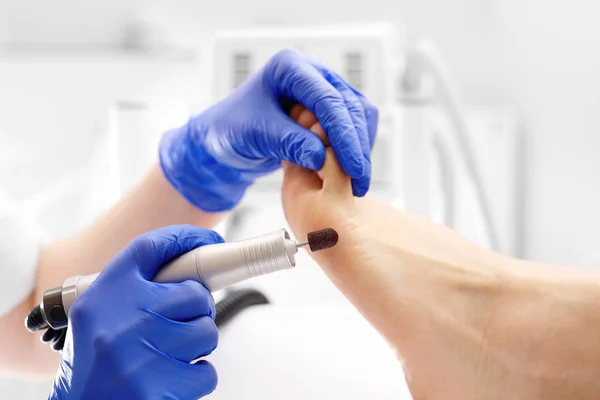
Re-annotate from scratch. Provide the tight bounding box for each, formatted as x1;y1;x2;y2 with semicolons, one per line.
160;49;379;212
49;226;223;400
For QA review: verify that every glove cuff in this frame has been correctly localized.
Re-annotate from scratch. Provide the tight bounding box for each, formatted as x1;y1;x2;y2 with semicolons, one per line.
48;365;70;400
159;123;251;212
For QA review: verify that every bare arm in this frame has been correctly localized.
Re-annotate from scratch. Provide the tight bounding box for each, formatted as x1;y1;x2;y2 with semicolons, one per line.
0;164;223;377
283;106;600;400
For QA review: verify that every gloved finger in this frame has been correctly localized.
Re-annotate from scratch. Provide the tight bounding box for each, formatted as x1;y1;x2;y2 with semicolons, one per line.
350;95;379;196
318;69;371;196
107;225;224;281
265;50;365;179
257;116;327;171
176;361;219;399
355;92;379;150
300;111;352;198
149;280;216;321
319;69;370;156
144;312;218;363
142;359;218;399
298;105;369;196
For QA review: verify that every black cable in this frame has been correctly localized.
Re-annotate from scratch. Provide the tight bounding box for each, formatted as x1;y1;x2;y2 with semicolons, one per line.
25;305;48;332
215;288;270;328
41;327;67;352
26;304;68;351
27;287;270;352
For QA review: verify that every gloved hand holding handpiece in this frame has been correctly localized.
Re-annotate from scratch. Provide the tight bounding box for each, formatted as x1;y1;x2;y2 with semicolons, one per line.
46;224;339;400
49;226;222;400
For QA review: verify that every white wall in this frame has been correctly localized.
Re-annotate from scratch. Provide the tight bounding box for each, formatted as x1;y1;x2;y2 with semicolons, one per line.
487;1;600;265
1;0;599;263
0;53;206;238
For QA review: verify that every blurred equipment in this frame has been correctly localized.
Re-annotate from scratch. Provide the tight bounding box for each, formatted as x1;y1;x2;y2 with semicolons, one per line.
401;39;501;251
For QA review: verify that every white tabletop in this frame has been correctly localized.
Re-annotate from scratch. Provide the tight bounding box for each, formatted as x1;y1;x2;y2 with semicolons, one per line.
206;304;412;399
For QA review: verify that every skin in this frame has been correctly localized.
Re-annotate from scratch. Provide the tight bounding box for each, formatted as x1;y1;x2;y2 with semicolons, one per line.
0;165;223;377
283;105;600;399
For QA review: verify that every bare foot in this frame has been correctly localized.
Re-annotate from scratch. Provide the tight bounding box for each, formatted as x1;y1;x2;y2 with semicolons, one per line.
282;105;600;400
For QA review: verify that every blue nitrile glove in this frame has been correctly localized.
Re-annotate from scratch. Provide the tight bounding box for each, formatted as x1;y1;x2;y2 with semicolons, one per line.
49;226;223;400
160;49;379;212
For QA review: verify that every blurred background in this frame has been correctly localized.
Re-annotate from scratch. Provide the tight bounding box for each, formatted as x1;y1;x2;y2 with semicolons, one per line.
1;0;599;398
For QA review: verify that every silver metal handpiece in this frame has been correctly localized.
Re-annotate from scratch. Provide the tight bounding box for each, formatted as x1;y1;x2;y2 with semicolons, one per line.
152;228;300;291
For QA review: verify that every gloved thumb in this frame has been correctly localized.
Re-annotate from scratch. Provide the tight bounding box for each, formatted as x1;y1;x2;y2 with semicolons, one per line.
257;117;327;171
106;225;224;281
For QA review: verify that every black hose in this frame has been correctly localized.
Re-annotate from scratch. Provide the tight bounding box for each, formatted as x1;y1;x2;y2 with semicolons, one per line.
41;327;67;352
26;287;270;352
25;305;49;332
26;305;67;351
215;288;270;328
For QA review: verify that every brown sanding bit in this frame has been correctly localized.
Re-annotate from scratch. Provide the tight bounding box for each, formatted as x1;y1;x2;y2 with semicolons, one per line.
296;228;339;252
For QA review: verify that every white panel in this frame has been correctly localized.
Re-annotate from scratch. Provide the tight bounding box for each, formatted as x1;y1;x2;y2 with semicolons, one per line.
211;23;402;106
429;106;522;256
107;100;189;196
398;104;433;217
0;53;200;236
